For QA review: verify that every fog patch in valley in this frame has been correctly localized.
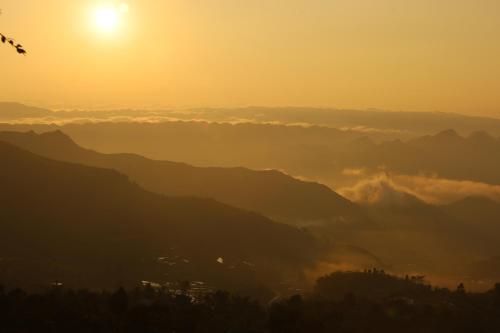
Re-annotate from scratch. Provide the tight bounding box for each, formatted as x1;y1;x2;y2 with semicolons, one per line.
339;172;500;205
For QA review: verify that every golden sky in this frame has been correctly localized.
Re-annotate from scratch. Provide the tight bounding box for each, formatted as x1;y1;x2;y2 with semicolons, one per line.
1;0;499;116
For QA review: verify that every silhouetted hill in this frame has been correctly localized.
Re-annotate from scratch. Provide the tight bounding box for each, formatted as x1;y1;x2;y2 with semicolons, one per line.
332;186;500;280
0;130;367;226
0;140;320;292
0;121;368;188
55;124;500;186
338;129;500;185
442;197;500;239
3;103;500;187
315;271;439;302
0;102;52;120
2;121;500;187
2;130;500;289
468;130;497;145
444;196;500;218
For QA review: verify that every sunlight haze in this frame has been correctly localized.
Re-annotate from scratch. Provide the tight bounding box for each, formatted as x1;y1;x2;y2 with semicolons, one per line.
3;1;500;327
0;0;499;116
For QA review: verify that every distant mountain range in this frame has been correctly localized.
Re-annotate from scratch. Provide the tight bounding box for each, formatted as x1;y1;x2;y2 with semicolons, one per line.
340;129;500;185
3;102;500;137
4;130;498;276
0;130;366;226
3;122;495;188
0;140;322;291
0;102;51;119
173;107;500;137
2;103;500;188
3;103;500;288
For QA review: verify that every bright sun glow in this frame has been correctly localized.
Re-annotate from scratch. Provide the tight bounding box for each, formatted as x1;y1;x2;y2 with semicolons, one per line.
94;3;128;33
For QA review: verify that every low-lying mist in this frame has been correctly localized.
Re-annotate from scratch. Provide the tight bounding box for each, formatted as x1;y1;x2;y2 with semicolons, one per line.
338;172;500;205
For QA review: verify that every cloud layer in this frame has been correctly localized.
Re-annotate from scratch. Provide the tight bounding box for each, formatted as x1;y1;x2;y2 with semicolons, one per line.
339;173;500;205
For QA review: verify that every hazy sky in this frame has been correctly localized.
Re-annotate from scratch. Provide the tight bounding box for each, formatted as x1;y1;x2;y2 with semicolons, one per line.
1;0;499;116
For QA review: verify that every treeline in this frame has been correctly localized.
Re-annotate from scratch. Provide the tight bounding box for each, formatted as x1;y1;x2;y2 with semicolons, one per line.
1;271;500;333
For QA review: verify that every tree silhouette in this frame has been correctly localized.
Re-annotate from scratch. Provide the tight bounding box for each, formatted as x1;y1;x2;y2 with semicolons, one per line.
2;275;500;332
109;287;129;315
456;283;466;295
494;283;500;307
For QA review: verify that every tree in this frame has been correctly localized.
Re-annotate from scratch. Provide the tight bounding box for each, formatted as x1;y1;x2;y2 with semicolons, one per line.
456;283;466;295
0;10;27;55
109;287;129;315
494;283;500;307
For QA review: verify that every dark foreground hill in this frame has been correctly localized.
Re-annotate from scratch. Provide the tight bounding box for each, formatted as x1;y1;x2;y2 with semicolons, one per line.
0;130;366;226
0;141;320;294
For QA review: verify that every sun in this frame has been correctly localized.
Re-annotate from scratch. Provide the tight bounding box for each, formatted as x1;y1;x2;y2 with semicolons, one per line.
95;6;119;32
93;3;128;33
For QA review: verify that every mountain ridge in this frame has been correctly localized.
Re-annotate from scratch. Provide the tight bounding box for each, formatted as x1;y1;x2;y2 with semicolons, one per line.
0;140;322;291
0;130;367;226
